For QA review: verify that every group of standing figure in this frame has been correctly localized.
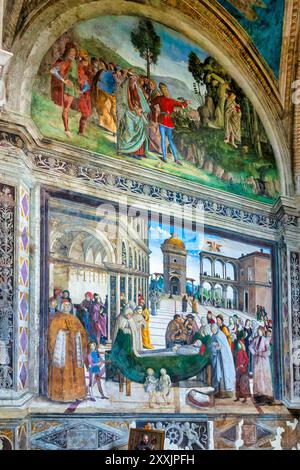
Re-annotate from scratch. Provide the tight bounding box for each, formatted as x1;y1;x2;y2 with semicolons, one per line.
47;288;109;402
165;306;273;405
46;283;274;407
50;42;191;164
113;292;154;354
49;289;108;345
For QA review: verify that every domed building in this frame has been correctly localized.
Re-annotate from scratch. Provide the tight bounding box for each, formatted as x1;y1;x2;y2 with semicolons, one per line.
161;235;187;295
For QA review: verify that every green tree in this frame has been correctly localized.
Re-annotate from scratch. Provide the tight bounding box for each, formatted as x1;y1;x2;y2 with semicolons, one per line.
131;19;161;79
188;51;205;103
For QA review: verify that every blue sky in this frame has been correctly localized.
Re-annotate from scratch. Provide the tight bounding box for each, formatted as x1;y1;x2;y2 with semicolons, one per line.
149;221;270;281
217;0;284;77
75;16;208;91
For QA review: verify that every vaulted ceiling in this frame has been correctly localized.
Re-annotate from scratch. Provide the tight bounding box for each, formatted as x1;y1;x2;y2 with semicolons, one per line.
3;0;286;78
217;0;285;77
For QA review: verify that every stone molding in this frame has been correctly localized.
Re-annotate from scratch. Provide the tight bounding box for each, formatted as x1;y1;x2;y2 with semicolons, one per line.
0;129;298;236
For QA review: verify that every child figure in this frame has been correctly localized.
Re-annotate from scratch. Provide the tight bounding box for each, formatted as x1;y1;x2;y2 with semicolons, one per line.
158;368;172;404
87;342;109;401
144;368;159;408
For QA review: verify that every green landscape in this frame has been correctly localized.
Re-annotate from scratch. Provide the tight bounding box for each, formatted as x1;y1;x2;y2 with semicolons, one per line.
31;17;280;203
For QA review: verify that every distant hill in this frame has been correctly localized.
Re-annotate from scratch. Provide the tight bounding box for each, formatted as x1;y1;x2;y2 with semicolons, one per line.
152;75;199;109
79;36;145;74
76;34;199;108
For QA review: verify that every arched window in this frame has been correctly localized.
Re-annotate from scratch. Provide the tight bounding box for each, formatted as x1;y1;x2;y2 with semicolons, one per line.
129;246;133;269
215;260;224;279
226;263;236;280
214;283;223;303
203;258;213;276
202;281;212;301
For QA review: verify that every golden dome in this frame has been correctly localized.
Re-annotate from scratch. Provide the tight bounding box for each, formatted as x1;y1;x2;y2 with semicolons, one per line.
163;236;186;250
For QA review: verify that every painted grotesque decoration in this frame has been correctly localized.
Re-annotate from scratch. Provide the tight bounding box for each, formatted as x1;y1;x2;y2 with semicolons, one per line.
31;16;279;203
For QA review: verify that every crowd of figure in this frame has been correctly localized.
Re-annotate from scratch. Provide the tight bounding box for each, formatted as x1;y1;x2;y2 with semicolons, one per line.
50;41;191;164
50;41;243;163
47;285;274;407
113;291;154;353
47;287;157;403
49;288;108;345
48;288;109;402
164;305;274;405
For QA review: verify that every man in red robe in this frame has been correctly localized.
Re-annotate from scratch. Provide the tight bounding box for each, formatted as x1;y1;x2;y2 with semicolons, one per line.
234;341;251;403
151;83;189;165
48;299;88;402
50;43;91;138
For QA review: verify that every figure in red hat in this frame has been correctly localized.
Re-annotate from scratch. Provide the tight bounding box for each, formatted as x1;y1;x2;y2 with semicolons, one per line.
48;299;88;402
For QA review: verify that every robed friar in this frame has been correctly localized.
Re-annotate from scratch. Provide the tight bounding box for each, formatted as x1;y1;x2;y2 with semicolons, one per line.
48;299;88;402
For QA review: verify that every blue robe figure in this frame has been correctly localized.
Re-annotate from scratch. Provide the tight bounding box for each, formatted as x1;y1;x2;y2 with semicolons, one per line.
150;299;157;316
87;345;108;401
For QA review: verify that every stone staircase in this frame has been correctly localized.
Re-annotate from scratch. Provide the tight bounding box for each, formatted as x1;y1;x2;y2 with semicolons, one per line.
150;297;193;349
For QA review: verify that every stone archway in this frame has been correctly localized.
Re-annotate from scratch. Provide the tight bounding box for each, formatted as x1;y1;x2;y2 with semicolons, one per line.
4;0;293;197
170;276;181;295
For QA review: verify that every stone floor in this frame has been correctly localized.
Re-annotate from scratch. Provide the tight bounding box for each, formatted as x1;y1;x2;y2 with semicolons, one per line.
0;376;289;419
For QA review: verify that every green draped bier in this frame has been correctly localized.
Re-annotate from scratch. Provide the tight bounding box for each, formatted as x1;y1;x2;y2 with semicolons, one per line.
109;330;211;383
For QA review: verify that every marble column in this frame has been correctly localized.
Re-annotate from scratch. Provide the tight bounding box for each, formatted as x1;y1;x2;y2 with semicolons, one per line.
223;286;228;309
125;274;129;301
211;286;215;306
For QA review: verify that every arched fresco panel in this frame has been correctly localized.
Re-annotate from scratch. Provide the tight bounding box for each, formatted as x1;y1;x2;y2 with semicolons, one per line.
31;15;280;203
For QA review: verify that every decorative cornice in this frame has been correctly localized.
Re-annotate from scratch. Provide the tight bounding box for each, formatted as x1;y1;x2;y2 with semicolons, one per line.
0;131;298;234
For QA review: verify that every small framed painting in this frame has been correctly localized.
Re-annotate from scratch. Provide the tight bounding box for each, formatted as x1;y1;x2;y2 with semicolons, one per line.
128;428;165;451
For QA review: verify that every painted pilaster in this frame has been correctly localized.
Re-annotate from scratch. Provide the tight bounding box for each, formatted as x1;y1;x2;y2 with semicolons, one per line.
276;197;300;408
0;149;36;405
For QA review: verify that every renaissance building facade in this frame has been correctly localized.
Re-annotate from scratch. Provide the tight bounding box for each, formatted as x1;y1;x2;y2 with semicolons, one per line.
199;249;272;315
0;0;300;452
